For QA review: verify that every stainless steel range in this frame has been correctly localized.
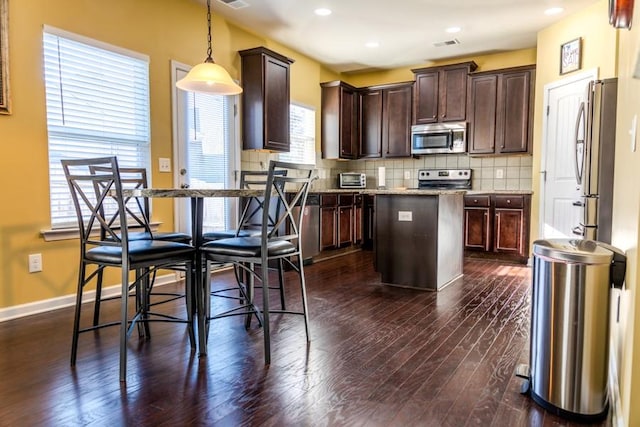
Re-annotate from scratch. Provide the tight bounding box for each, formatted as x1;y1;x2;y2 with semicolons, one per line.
417;168;472;190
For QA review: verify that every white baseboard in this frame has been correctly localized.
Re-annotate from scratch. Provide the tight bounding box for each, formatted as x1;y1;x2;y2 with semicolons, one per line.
0;273;178;323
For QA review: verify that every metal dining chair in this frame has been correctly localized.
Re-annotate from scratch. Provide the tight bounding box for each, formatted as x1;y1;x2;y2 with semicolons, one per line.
62;157;196;382
202;170;289;313
199;160;316;364
88;166;192;328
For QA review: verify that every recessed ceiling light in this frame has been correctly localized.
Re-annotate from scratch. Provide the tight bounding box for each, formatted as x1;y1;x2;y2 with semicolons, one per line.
544;7;564;15
365;41;379;48
314;8;332;16
446;26;461;34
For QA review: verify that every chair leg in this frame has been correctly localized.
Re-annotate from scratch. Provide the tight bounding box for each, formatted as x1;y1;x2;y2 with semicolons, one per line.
185;261;196;348
245;262;255;329
261;261;271;365
297;255;311;342
92;267;104;326
119;268;130;382
70;262;86;366
198;257;211;357
277;259;286;310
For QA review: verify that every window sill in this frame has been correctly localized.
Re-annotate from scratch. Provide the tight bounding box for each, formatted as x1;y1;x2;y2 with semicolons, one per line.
41;222;163;242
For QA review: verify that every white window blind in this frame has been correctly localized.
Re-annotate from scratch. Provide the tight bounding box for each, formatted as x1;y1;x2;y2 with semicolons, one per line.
280;103;316;165
43;28;151;228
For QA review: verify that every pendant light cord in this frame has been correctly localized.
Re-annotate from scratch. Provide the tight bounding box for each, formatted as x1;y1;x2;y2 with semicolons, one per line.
206;0;213;63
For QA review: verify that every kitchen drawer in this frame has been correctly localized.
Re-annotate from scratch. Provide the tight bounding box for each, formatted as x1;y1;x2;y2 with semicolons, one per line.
464;195;491;207
494;195;524;209
321;194;338;207
339;194;354;206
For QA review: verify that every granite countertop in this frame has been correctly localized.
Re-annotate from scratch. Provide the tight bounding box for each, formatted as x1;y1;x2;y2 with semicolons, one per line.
308;188;532;195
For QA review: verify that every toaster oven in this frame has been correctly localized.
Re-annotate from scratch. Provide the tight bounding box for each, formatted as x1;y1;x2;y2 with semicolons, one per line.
338;173;366;189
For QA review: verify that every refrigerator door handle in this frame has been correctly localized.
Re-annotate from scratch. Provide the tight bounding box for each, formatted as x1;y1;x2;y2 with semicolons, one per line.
574;101;586;186
572;225;585;236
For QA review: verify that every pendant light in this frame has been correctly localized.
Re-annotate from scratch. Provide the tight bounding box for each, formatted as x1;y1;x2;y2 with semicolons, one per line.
176;0;242;95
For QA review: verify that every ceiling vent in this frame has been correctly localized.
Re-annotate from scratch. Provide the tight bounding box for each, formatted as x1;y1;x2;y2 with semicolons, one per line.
217;0;249;9
433;38;460;47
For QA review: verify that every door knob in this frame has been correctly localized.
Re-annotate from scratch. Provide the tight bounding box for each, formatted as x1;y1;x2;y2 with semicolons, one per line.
180;168;187;176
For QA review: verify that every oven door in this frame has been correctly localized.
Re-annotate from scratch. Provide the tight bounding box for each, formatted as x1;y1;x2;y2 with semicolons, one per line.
411;130;453;154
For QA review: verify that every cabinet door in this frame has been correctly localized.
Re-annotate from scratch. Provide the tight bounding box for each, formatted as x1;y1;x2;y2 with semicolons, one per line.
413;71;439;124
359;89;383;158
337;206;353;247
383;84;412;158
468;74;498;154
353;197;363;244
340;87;358;159
264;56;290;151
464;208;491;251
320;206;337;250
496;70;532;154
439;67;469;122
494;209;523;254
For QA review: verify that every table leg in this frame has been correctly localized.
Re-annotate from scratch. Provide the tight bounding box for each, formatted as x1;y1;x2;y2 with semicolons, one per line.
192;197;208;357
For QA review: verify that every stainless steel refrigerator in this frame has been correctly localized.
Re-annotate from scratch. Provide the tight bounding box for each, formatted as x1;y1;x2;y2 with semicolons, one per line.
573;78;617;243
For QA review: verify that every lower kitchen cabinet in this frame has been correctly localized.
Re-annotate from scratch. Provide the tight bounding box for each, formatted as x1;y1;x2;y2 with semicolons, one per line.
320;192;362;251
464;193;531;262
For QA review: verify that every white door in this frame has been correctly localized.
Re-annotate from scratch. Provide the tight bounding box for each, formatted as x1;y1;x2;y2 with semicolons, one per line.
170;61;240;235
540;69;597;239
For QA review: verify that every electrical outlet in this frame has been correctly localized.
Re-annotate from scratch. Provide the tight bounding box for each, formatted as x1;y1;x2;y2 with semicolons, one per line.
404;171;411;180
495;168;504;179
158;158;171;173
28;253;42;273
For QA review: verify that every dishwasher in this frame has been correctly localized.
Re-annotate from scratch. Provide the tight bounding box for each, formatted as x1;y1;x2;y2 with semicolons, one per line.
292;193;320;264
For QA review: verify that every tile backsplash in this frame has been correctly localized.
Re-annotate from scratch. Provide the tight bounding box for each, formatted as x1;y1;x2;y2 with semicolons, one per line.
240;151;533;192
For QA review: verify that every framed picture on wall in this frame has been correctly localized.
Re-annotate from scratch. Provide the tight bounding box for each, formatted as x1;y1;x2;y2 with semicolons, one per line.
0;0;9;115
560;38;582;75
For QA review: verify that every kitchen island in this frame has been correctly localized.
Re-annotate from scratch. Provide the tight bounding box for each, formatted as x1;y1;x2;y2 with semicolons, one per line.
366;189;465;291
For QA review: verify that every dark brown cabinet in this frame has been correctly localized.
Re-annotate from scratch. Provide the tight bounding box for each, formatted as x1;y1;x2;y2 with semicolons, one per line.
467;65;535;155
464;193;531;262
319;192;364;250
412;62;477;125
359;82;413;158
320;81;358;159
239;47;294;152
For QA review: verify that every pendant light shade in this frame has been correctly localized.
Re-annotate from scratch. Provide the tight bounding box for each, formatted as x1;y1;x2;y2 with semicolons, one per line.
176;0;242;95
176;59;242;95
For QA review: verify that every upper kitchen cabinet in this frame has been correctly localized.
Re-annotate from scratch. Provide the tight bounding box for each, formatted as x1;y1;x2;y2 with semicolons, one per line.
412;61;477;125
321;81;358;159
239;47;294;152
359;82;413;158
467;65;535;155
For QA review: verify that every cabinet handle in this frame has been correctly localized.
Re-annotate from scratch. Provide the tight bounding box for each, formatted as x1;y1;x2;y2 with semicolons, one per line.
506;199;511;204
473;199;478;203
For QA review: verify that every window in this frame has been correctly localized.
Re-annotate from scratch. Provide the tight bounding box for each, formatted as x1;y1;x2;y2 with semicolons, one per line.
280;103;315;165
43;27;151;228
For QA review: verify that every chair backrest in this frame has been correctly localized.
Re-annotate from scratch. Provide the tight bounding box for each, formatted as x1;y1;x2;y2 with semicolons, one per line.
236;169;287;234
260;161;316;249
90;166;154;237
61;157;130;254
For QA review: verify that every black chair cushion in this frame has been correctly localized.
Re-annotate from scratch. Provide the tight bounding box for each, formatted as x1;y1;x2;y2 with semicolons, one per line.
86;240;195;265
202;229;255;241
200;237;296;258
105;231;192;244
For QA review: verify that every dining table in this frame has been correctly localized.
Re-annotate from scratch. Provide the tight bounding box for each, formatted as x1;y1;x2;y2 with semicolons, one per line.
124;187;266;354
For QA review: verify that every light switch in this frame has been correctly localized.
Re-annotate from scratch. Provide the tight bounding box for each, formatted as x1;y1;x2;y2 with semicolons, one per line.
159;158;171;172
495;168;504;179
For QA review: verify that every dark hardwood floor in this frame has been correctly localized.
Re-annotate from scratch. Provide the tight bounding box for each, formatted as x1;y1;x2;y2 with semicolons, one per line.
0;251;609;426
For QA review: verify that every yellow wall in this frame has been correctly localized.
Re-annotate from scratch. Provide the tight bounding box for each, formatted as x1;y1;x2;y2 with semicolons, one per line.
531;1;640;425
612;3;640;425
342;48;537;88
0;0;337;309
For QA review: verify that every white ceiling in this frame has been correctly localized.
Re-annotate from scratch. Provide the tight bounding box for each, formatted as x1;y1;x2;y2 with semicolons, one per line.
206;0;600;73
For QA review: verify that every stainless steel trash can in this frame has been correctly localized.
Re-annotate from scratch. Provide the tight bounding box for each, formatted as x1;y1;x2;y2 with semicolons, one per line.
527;239;625;422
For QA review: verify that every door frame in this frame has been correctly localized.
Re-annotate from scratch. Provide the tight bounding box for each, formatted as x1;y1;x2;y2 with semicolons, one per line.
539;68;598;238
169;59;241;233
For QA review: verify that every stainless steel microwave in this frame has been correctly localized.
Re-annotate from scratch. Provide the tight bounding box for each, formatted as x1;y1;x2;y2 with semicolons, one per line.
338;172;366;189
411;122;467;155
